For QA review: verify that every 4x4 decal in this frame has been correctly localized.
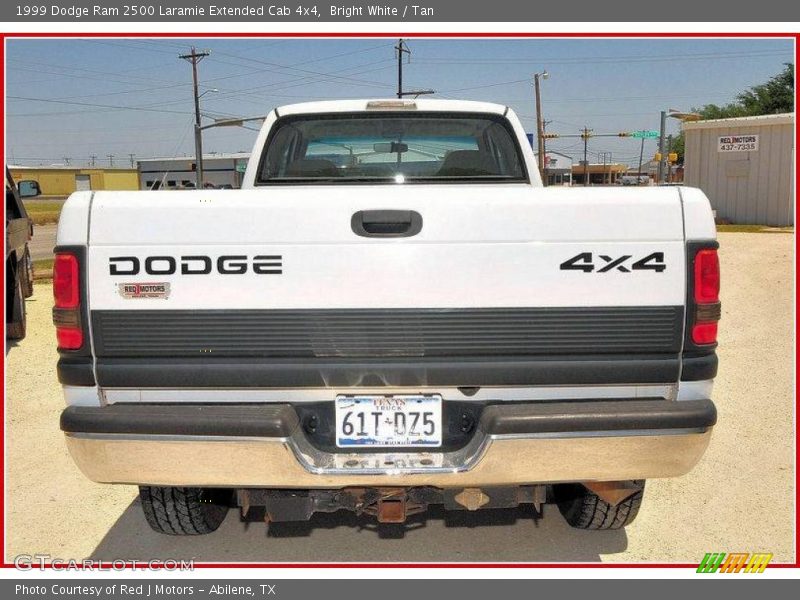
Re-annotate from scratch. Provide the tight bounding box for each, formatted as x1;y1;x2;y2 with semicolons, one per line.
560;252;666;273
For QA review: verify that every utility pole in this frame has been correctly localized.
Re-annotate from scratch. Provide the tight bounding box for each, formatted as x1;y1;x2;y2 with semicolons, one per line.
667;134;673;183
657;110;667;184
89;154;96;168
600;152;610;185
541;119;552;185
180;46;211;187
129;153;136;169
393;39;434;99
581;127;593;186
637;138;645;185
106;154;114;167
395;39;410;99
534;73;546;183
533;71;549;184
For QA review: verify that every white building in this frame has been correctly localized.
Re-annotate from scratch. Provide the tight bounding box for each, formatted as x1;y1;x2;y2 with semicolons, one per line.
544;151;574;186
137;152;251;190
683;113;794;226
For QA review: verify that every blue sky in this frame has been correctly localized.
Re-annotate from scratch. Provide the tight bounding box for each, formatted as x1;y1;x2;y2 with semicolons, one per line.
5;37;794;167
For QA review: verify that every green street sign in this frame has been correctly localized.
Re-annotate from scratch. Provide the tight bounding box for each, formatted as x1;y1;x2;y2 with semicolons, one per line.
631;130;660;139
235;163;247;173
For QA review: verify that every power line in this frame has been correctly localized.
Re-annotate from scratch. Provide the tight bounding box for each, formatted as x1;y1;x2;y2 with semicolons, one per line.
416;49;792;66
7;56;180;86
441;78;529;94
6;95;195;116
7;56;396;117
179;59;396;106
207;49;394;90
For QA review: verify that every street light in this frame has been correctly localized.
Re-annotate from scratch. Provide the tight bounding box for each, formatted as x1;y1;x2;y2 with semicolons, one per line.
194;115;269;187
669;109;702;122
662;110;702;184
199;115;270;131
656;108;702;184
533;70;549;184
190;89;220;185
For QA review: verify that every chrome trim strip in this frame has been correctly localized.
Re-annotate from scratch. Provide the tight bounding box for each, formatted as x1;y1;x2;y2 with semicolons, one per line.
102;384;677;405
676;379;714;401
63;385;103;407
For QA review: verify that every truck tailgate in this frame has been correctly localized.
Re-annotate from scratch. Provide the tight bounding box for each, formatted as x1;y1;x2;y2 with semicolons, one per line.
82;185;687;387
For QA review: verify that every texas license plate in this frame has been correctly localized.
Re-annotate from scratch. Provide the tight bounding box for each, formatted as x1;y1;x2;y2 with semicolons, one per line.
335;395;442;448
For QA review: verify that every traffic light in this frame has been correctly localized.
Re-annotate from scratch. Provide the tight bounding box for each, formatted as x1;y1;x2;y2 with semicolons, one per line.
654;152;662;161
618;132;631;137
668;152;679;163
542;133;560;139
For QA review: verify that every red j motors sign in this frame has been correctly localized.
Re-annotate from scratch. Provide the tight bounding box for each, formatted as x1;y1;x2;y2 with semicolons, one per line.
718;135;759;152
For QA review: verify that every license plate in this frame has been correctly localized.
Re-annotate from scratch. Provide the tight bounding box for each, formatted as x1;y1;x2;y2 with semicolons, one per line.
335;395;442;448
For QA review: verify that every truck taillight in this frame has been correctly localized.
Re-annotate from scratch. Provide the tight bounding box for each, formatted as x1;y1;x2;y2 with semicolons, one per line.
53;253;83;350
691;248;720;345
694;249;720;304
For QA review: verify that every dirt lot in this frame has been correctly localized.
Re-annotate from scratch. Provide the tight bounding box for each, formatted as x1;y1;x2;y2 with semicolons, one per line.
4;232;795;563
29;223;57;262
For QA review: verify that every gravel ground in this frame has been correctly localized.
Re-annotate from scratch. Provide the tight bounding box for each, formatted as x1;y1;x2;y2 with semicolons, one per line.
4;232;794;563
29;223;57;261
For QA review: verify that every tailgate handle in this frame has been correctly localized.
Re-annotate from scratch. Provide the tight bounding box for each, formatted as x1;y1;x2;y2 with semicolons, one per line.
351;210;423;238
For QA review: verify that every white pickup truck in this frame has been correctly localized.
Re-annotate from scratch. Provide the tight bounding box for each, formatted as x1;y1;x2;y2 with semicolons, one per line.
56;99;719;535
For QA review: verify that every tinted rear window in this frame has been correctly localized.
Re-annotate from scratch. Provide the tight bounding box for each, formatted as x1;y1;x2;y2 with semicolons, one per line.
257;112;527;184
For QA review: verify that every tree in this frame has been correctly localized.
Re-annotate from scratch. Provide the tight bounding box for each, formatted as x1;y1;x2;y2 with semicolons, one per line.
734;63;794;116
672;64;794;162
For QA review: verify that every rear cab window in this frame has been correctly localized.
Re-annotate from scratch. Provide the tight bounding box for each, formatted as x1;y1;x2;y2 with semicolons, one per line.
256;112;529;185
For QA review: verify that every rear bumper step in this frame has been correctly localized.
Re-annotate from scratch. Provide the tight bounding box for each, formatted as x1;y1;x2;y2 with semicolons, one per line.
61;399;716;437
61;399;715;488
57;353;718;388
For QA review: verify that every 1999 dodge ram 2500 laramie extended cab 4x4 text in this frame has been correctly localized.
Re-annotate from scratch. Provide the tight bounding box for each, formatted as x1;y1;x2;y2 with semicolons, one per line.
56;99;719;534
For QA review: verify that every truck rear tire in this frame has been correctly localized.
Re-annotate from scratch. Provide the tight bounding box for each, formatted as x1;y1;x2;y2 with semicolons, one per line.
22;248;34;298
139;486;232;535
555;481;644;530
6;272;26;340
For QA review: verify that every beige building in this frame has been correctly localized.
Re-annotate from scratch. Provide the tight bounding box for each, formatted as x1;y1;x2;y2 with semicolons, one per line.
683;113;794;226
570;162;628;185
8;166;139;197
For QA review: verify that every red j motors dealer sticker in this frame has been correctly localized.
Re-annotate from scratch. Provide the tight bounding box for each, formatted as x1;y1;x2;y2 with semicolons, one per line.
118;282;170;299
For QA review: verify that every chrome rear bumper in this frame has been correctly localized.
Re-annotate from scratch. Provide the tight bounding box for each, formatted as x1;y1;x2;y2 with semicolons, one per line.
61;399;715;488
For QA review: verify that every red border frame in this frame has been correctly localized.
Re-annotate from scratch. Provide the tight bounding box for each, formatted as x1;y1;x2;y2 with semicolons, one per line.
1;29;797;571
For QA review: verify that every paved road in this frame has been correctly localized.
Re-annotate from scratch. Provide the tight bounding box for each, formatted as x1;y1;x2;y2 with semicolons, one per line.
4;232;794;563
30;223;57;261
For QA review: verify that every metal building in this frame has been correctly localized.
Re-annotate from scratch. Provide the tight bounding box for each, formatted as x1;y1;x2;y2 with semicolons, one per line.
8;166;139;196
683;113;794;226
137;153;250;190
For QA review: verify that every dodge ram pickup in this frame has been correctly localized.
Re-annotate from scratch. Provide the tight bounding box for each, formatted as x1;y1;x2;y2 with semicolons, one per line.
56;99;719;535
